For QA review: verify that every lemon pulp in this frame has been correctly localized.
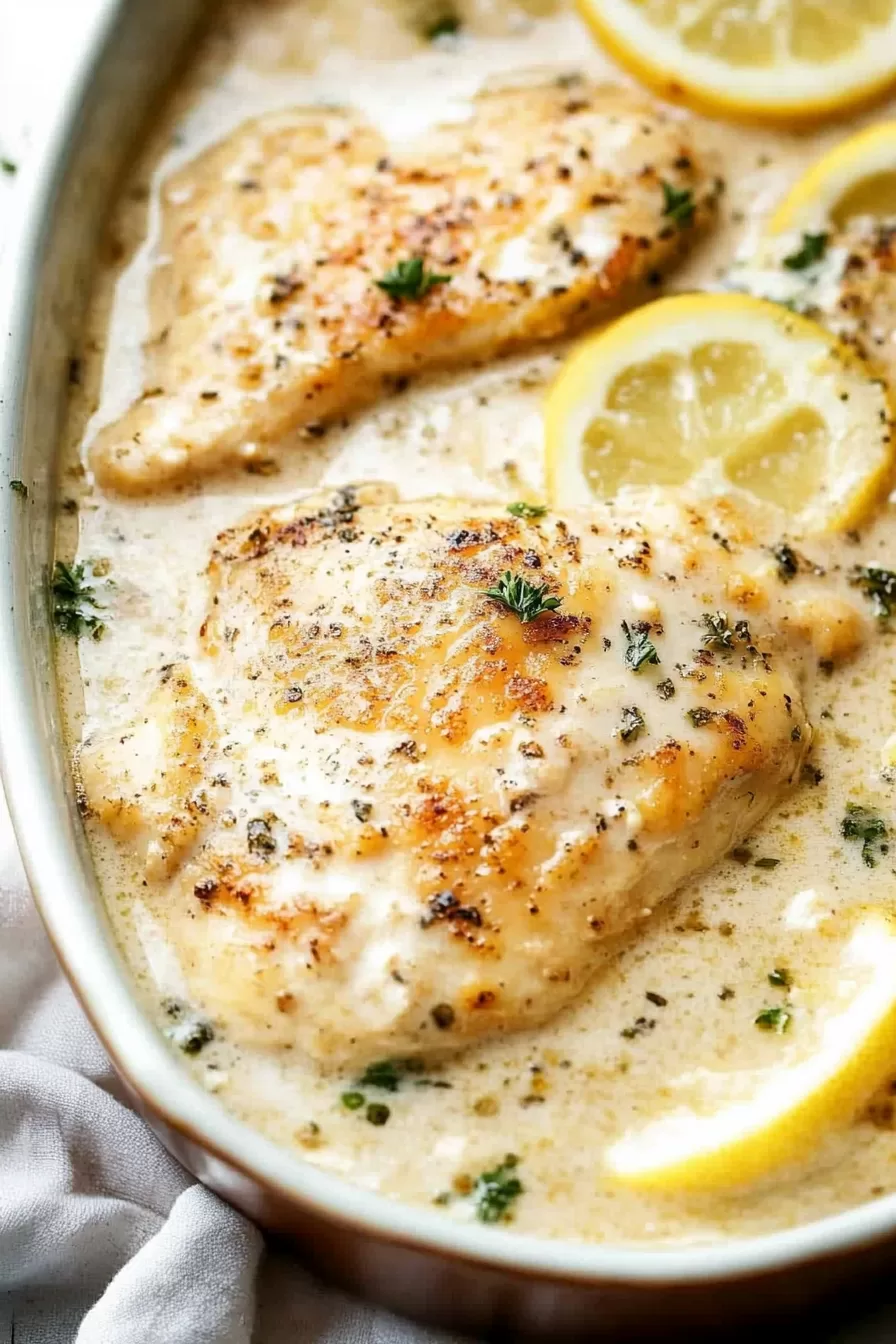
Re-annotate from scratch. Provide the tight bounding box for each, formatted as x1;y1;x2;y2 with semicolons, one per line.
545;294;893;536
605;913;896;1192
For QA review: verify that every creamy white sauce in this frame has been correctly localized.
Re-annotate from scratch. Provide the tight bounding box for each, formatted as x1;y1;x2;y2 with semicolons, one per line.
57;0;896;1242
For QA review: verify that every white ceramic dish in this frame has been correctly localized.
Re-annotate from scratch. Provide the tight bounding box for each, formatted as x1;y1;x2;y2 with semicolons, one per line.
2;2;896;1334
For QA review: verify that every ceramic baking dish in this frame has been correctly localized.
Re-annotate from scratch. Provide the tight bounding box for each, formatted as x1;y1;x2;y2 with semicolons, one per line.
3;1;896;1335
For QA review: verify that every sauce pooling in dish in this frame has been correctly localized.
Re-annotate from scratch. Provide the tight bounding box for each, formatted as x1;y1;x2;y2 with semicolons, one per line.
56;0;896;1241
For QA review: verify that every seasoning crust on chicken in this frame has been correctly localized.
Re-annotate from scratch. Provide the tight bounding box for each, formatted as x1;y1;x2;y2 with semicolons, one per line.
77;486;867;1067
89;79;721;493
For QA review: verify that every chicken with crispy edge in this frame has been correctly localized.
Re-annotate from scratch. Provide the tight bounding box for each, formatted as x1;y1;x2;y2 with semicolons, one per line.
77;485;867;1067
89;78;721;493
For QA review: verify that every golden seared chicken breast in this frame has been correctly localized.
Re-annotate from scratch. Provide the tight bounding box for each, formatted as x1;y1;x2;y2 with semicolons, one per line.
79;485;867;1067
89;79;721;493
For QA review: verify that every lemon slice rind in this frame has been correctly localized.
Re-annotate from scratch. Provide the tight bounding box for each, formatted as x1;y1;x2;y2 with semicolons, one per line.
545;293;893;537
605;913;896;1192
577;0;896;124
768;121;896;235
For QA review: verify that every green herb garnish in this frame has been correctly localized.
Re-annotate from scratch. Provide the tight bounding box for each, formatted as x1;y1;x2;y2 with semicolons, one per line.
247;816;277;858
661;181;695;228
507;501;547;520
171;1018;214;1055
484;570;562;623
687;706;714;728
622;620;660;672
842;802;889;868
9;480;27;498
656;678;676;700
783;231;828;271
701;610;735;651
619;705;645;743
424;9;461;39
474;1154;523;1223
848;565;896;621
755;1006;792;1033
754;856;781;870
342;1091;365;1110
771;542;799;582
375;256;450;300
768;967;792;988
358;1059;404;1092
366;1103;391;1126
1;158;17;176
51;560;105;639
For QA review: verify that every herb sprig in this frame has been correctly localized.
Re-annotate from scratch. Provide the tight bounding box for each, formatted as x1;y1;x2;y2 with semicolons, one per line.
783;231;828;271
507;501;547;520
375;256;450;300
701;610;735;651
474;1154;523;1223
484;570;562;624
842;802;889;868
51;560;105;639
661;181;695;228
424;8;461;40
622;620;660;671
619;705;645;743
848;565;896;622
755;1006;792;1034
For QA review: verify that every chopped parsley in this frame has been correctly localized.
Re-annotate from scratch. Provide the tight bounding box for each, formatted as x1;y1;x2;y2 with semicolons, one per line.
841;802;889;868
622;620;660;672
619;705;645;743
782;231;828;271
9;479;27;498
848;565;896;621
375;256;450;300
768;967;792;988
661;180;695;228
754;856;781;870
247;816;277;858
507;501;547;520
771;541;799;582
656;678;676;700
357;1058;404;1092
686;706;714;728
1;157;16;176
621;1016;656;1040
701;610;735;651
484;570;562;623
170;1018;214;1055
366;1103;391;1126
341;1091;365;1110
473;1154;523;1223
755;1006;792;1034
51;560;105;639
424;8;461;39
351;798;373;823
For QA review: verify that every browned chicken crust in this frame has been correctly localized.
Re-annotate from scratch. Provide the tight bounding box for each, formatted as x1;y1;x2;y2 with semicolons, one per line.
89;79;721;493
78;487;867;1067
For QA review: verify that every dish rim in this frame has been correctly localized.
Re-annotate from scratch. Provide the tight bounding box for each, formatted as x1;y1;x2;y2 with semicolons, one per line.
3;0;896;1290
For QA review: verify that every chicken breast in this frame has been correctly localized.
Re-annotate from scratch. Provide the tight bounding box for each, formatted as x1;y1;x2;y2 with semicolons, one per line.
802;221;896;392
78;485;867;1067
89;79;721;493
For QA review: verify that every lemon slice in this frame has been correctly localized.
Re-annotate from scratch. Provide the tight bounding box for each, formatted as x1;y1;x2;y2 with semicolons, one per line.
545;293;893;536
605;912;896;1192
768;121;896;235
577;0;896;124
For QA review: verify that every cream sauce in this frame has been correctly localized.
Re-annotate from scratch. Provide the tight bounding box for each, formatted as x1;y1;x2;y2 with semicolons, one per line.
57;0;896;1242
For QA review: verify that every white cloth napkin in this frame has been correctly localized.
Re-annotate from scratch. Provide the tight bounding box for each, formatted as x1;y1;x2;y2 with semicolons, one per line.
0;793;471;1343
